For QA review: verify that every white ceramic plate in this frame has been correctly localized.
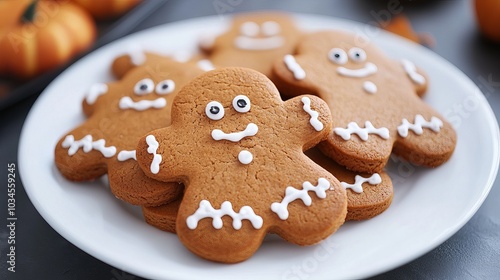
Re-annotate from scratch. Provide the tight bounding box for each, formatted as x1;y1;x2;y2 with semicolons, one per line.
19;14;500;280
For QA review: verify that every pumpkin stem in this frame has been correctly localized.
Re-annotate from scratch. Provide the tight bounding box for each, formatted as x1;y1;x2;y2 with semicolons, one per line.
21;0;39;23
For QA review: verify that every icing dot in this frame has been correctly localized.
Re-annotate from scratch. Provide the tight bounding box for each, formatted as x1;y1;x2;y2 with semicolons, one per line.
232;95;251;113
205;101;225;120
238;150;253;164
363;81;377;94
240;21;259;37
261;21;281;36
348;47;367;63
328;48;348;65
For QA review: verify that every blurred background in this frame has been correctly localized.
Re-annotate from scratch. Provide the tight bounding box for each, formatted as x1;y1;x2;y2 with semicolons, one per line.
1;0;499;279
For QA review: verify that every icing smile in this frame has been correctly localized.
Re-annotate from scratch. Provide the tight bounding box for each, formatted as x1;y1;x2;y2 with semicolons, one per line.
211;123;258;142
234;36;284;50
119;97;166;111
337;62;378;78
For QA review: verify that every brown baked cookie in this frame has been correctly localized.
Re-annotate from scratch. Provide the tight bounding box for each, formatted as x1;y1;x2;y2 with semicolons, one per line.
136;67;347;263
111;50;215;79
55;57;205;206
273;30;456;173
200;12;301;78
142;199;182;234
305;148;393;221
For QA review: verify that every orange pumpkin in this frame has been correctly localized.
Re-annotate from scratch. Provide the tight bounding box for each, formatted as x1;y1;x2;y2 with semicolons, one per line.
474;0;500;42
0;0;96;79
69;0;141;20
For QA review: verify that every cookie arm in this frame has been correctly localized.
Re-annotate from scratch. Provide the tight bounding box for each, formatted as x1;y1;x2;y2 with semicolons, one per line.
283;95;333;151
111;52;168;79
271;54;317;99
136;127;188;183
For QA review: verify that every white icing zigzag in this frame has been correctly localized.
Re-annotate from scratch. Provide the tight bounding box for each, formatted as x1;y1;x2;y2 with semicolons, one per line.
186;200;263;230
271;178;330;220
62;135;116;158
145;135;162;174
341;174;382;193
334;121;390;141
397;114;443;138
301;97;324;131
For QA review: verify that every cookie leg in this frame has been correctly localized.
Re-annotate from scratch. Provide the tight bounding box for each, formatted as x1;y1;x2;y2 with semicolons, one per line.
176;195;267;263
269;176;347;246
393;115;456;167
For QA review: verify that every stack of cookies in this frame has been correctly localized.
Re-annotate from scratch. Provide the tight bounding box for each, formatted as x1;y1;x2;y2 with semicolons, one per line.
54;12;457;263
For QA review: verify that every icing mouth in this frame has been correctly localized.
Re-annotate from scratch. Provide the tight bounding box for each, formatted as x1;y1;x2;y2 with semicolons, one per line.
211;123;258;142
337;62;378;78
119;97;166;111
234;36;284;51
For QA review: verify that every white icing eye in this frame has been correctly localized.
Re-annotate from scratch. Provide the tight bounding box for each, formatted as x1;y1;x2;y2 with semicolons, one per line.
232;95;251;113
134;78;154;95
240;21;259;37
155;79;175;95
261;21;281;36
328;48;348;65
205;101;225;120
348;47;367;63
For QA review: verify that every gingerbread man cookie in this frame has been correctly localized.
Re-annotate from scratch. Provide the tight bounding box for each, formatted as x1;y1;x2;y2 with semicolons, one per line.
136;67;347;263
200;12;301;79
273;30;456;173
55;57;205;206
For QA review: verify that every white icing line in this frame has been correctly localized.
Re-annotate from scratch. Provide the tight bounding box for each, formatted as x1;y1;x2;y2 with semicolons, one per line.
234;36;284;50
118;97;166;111
117;150;137;161
186;200;263;230
62;135;116;158
301;97;324;131
146;135;162;174
126;45;146;66
397;114;443;137
197;59;215;72
85;83;108;105
334;121;390;141
341;174;382;193
211;123;258;142
284;54;306;80
238;150;253;164
271;178;330;220
401;59;425;85
363;81;377;94
337;62;378;78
